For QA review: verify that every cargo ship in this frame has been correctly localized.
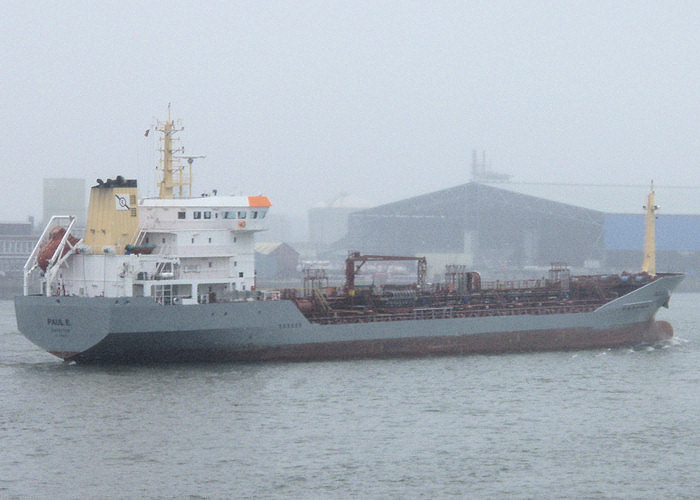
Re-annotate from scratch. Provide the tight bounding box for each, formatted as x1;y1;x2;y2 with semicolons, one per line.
14;109;683;363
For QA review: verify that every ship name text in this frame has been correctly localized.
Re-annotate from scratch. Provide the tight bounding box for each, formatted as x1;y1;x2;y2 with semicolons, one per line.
48;318;71;327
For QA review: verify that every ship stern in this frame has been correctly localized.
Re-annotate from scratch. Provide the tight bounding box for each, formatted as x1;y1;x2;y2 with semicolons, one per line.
14;296;112;361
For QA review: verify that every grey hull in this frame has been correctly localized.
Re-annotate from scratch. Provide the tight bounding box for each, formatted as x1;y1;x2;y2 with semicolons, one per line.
14;274;684;363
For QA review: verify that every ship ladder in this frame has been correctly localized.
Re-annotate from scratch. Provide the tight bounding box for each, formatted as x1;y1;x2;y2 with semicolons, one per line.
312;288;332;314
133;227;148;247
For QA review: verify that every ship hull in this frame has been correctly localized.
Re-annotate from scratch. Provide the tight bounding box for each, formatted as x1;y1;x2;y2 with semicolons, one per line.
14;274;683;364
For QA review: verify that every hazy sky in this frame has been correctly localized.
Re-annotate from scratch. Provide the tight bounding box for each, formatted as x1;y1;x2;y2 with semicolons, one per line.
2;1;699;223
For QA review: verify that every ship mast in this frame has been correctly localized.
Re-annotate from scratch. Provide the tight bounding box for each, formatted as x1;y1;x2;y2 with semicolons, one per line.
642;181;658;275
155;103;188;199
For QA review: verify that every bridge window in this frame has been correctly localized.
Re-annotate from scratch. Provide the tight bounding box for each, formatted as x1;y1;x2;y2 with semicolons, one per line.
193;211;202;219
178;211;186;219
237;211;246;219
204;211;211;219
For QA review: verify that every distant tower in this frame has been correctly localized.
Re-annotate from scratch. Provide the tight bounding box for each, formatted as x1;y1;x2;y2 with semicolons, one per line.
470;151;512;182
42;178;86;226
309;193;372;245
641;181;658;275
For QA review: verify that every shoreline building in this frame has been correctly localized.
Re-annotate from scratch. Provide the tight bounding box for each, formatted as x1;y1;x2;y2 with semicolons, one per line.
309;193;372;246
0;219;35;277
345;181;699;289
43;178;86;227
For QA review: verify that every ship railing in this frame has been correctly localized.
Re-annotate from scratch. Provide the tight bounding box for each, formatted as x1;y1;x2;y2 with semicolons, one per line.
132;227;147;247
150;289;265;305
481;279;545;290
152;293;196;306
413;307;454;320
310;300;601;325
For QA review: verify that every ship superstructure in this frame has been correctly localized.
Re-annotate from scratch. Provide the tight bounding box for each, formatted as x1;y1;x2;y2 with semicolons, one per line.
22;109;270;304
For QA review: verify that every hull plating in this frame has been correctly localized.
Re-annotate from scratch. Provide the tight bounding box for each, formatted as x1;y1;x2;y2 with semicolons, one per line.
67;319;671;364
15;274;684;364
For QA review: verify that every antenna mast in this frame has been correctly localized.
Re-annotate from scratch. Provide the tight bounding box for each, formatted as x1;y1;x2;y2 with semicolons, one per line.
155;103;187;199
641;181;658;275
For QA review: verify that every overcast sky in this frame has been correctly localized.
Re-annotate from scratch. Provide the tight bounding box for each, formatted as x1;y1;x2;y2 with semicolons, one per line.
2;1;699;224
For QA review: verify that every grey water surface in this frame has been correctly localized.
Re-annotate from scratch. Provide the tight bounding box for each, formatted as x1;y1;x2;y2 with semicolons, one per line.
1;295;698;499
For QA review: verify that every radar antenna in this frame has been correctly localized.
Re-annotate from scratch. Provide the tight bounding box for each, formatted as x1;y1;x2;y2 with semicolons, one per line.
154;104;205;199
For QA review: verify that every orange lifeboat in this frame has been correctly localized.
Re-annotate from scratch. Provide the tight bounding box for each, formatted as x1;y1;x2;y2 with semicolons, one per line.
37;227;79;271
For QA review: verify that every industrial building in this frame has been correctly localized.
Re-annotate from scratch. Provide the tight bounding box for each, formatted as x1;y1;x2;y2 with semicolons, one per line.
346;182;605;273
43;178;86;226
0;220;36;297
0;221;35;275
345;182;699;288
255;242;300;280
308;193;372;245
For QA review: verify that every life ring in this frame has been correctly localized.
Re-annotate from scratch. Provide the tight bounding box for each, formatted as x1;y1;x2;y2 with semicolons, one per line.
238;220;246;229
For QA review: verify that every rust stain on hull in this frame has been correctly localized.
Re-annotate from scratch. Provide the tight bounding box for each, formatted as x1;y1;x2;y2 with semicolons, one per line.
70;320;672;364
237;320;671;362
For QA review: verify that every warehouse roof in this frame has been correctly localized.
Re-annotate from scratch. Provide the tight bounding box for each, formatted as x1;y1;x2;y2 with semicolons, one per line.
479;181;699;215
